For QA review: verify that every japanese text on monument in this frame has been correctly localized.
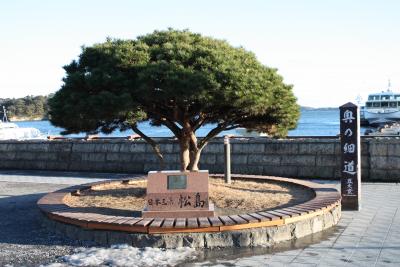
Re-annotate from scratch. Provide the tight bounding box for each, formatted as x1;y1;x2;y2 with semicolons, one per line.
340;105;359;196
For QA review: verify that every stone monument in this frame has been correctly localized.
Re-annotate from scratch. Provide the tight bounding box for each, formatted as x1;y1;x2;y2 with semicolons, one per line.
142;170;215;218
339;102;361;210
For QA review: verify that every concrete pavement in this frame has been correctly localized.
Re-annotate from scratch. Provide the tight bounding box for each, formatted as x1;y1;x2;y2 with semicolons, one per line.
0;171;138;266
189;183;400;266
0;170;399;266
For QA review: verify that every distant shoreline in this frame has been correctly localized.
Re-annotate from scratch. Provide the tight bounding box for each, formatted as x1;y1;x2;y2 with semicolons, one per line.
301;107;338;111
9;117;46;122
7;108;339;122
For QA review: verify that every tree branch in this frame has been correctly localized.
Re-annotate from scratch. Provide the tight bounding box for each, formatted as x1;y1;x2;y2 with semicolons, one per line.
224;124;240;131
147;110;182;138
197;123;227;150
130;123;165;170
191;113;206;132
162;118;183;138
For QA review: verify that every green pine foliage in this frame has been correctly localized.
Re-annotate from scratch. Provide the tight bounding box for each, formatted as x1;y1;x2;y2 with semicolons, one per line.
49;29;300;170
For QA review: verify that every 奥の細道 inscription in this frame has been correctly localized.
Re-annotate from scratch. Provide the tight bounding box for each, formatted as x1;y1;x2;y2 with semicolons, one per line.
340;102;361;210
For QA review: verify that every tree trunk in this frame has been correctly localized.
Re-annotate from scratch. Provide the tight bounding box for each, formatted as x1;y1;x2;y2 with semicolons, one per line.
179;137;191;171
177;120;223;172
188;148;202;171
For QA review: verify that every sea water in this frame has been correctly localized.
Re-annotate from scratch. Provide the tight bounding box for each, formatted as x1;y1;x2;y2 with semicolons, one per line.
14;108;366;137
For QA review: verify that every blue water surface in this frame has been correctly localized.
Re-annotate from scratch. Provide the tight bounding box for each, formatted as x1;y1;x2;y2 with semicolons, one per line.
15;108;364;137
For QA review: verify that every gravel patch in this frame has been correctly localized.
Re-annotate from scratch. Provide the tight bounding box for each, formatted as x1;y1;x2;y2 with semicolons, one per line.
65;177;314;216
0;181;94;267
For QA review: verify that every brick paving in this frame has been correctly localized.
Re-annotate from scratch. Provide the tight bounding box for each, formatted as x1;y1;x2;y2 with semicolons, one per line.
191;183;400;266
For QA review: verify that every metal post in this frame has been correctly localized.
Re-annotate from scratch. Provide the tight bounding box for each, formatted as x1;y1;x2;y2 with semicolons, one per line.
224;135;231;184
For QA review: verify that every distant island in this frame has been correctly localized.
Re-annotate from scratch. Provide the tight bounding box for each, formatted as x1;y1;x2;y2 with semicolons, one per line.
301;106;338;111
0;95;52;121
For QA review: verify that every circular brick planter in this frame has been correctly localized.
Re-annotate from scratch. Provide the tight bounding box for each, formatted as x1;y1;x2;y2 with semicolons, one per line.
38;175;341;248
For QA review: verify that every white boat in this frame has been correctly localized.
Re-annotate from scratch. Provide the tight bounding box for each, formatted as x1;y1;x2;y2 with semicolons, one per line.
363;82;400;125
235;128;268;137
0;106;43;140
365;122;400;136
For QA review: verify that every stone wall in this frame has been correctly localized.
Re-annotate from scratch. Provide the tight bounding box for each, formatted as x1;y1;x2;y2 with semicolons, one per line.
0;137;398;181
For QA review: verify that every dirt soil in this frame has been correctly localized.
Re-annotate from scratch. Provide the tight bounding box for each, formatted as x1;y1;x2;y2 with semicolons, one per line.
64;177;315;216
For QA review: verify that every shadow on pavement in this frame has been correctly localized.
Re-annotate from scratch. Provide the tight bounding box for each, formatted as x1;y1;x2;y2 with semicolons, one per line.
0;192;86;247
182;224;345;265
0;169;142;179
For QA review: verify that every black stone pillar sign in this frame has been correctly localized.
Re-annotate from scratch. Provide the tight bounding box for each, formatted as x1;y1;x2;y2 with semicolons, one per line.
340;102;361;210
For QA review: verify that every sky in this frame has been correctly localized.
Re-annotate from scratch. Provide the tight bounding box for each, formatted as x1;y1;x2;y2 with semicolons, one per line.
1;0;399;107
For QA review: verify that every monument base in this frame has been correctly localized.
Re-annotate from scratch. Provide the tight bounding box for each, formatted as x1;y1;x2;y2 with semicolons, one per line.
142;203;215;218
341;197;361;211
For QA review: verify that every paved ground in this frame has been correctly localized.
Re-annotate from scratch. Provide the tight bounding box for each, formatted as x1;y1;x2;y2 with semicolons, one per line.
0;171;138;267
0;170;399;266
189;183;400;267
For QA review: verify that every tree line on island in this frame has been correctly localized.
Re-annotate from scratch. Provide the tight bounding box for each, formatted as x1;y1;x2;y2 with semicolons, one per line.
0;95;52;121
